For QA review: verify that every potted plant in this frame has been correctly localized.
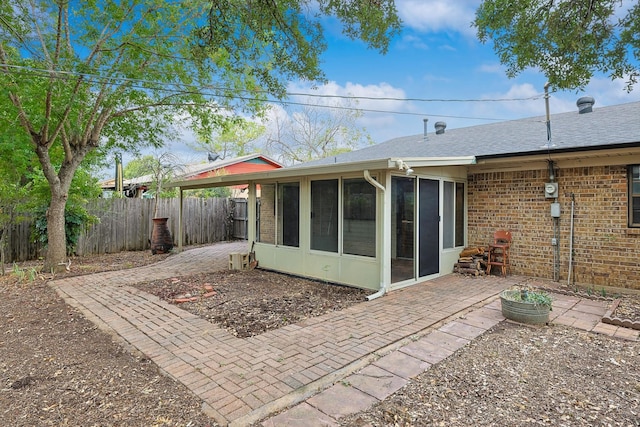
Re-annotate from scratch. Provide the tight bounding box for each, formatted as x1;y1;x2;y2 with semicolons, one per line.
500;286;553;324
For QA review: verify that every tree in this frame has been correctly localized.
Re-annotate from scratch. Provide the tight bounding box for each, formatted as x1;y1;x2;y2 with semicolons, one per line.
0;0;400;271
0;101;100;267
189;119;266;160
263;101;374;165
474;0;640;91
0;129;33;273
125;152;184;216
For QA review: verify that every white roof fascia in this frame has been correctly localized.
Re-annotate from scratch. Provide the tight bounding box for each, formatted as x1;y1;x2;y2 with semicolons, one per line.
390;156;477;168
169;156;477;190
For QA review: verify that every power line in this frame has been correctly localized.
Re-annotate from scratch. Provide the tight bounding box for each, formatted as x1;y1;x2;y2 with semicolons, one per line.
285;91;545;103
0;62;539;121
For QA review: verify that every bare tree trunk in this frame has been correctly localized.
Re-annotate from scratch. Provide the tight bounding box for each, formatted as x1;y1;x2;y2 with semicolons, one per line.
0;230;5;276
44;189;68;273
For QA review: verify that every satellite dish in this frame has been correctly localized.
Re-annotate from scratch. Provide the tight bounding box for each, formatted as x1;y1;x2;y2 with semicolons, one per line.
208;152;220;162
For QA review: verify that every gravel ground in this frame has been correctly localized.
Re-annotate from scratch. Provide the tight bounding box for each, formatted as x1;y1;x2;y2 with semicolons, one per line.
2;248;640;427
340;322;640;426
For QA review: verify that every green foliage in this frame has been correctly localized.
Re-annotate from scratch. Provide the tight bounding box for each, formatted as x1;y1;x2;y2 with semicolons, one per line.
191;119;266;159
124;152;183;214
474;0;640;91
0;0;399;267
503;287;553;310
11;263;38;283
124;156;157;180
187;187;232;199
0;118;36;230
191;0;401;99
32;204;97;256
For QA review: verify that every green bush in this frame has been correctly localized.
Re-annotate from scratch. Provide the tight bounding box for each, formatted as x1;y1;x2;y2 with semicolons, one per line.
32;205;97;256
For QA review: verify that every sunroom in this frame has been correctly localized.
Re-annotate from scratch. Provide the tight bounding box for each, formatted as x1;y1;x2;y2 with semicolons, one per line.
171;156;475;295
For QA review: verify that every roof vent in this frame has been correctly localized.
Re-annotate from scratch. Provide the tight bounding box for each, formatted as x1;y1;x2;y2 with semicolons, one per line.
423;118;428;142
434;121;446;134
576;96;595;114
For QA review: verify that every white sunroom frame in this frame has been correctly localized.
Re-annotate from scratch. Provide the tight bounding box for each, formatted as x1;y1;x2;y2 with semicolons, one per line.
170;156;476;295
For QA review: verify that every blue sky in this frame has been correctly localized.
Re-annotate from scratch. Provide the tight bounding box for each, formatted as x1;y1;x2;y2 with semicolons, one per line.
163;0;640;166
301;0;640;142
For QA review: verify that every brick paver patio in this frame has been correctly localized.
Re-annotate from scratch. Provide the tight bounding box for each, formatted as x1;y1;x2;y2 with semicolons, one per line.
50;242;637;426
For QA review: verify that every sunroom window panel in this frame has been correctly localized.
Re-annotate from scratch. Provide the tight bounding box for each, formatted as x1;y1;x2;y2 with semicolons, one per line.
455;182;465;247
277;182;300;247
343;178;376;257
311;179;338;252
443;181;465;249
443;181;454;249
631;166;640;227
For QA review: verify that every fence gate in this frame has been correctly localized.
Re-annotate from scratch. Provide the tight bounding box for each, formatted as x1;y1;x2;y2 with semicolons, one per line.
231;198;248;240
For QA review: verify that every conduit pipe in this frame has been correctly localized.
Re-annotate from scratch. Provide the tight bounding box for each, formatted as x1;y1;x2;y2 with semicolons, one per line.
568;193;575;286
364;169;387;300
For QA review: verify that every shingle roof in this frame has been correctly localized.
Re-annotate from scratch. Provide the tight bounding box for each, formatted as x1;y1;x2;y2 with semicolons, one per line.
296;100;640;167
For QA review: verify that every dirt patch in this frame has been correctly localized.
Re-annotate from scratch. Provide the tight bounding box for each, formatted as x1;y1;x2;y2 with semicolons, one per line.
2;250;172;282
0;248;368;426
3;248;640;427
133;269;371;338
339;322;640;426
0;261;214;427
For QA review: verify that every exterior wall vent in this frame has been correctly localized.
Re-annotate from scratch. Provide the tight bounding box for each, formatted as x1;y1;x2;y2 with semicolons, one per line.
434;121;446;134
577;96;595;114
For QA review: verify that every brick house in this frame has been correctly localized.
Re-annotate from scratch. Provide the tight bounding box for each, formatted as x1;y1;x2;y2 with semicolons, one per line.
172;99;640;292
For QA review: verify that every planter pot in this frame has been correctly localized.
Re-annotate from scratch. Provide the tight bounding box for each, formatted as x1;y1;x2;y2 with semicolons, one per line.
500;290;550;325
150;217;173;255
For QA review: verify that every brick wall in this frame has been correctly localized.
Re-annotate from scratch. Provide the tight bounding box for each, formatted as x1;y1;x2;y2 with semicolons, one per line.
468;165;640;290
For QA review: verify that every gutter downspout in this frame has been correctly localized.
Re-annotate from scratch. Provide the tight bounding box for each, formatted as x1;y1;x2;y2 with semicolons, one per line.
364;170;387;301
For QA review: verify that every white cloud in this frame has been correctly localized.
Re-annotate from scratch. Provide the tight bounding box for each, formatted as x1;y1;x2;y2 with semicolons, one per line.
466;77;640;128
395;0;481;36
286;80;409;114
399;34;429;50
438;44;457;52
478;63;503;74
278;80;413;140
576;76;640;107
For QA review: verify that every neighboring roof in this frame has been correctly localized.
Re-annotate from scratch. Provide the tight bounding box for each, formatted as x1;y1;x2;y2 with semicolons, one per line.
178;153;283;180
296;100;640;167
101;153;282;189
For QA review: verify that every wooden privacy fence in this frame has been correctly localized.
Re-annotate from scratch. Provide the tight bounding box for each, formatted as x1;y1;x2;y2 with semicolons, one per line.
231;198;248;240
2;197;236;262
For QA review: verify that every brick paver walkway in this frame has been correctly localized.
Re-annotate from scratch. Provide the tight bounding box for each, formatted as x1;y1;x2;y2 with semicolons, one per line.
50;242;637;426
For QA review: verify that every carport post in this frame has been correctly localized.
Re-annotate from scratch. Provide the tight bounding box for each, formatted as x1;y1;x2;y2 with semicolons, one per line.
247;181;257;244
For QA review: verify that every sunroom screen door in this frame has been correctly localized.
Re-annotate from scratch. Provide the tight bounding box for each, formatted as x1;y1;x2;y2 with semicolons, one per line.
419;178;440;277
391;176;415;283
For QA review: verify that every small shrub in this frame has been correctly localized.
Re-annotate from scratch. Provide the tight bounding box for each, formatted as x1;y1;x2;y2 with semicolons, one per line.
502;287;552;310
32;204;97;255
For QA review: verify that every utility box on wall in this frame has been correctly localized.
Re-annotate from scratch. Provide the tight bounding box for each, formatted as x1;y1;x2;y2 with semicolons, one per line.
544;182;558;198
550;202;561;218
